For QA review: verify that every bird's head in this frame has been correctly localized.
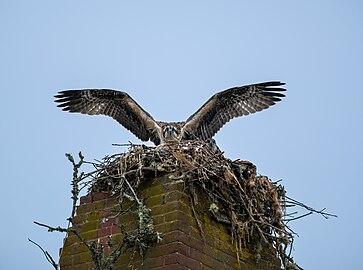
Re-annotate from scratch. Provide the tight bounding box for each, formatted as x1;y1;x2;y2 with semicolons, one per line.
162;125;180;142
205;138;220;153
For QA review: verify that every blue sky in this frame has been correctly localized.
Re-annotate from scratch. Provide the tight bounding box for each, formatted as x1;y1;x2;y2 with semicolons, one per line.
1;1;362;269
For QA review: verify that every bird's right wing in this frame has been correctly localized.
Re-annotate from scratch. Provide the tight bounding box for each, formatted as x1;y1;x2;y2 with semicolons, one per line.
54;89;162;145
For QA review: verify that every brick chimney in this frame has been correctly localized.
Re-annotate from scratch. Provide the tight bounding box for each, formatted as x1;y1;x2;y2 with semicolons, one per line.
59;173;281;270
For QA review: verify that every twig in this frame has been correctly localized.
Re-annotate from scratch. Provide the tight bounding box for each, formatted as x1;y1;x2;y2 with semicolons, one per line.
112;142;133;147
285;196;337;219
285;212;313;222
66;152;84;225
28;238;58;270
209;209;232;225
187;189;205;242
33;221;68;233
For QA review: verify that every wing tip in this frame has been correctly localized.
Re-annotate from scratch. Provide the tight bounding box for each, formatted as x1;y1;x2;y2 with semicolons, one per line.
261;81;286;87
260;81;287;96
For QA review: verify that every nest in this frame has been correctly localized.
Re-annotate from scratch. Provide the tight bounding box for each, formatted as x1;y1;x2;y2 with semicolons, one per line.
86;140;293;267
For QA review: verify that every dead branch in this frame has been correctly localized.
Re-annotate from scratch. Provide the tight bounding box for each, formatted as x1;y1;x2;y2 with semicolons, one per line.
65;151;84;224
33;221;68;233
285;196;337;219
28;238;58;270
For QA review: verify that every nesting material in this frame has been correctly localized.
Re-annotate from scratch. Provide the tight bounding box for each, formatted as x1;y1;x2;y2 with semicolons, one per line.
87;140;292;266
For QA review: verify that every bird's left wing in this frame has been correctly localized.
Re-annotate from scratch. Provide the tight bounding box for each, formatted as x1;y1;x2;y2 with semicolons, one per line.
182;81;286;140
54;89;162;145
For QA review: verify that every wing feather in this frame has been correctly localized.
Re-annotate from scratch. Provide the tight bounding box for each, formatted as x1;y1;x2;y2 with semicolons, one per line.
54;89;162;145
182;81;286;140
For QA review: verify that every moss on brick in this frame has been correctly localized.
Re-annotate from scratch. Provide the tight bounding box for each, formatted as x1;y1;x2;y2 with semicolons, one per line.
60;172;281;270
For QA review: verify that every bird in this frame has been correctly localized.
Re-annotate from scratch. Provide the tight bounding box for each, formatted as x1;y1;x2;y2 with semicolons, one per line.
205;138;220;154
54;81;286;146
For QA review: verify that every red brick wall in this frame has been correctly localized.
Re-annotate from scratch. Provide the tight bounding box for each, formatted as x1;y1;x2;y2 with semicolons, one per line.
59;174;281;270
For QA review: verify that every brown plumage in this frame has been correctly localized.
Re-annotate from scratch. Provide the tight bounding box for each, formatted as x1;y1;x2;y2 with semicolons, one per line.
55;81;286;145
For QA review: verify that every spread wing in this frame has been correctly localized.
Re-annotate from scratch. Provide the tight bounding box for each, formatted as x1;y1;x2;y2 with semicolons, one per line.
182;81;286;140
54;89;162;145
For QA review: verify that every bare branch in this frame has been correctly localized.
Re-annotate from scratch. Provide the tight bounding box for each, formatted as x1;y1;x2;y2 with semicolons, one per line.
285;196;338;219
28;238;58;270
33;221;68;233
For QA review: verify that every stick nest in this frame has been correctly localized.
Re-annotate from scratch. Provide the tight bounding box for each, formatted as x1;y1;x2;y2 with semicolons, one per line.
86;140;294;267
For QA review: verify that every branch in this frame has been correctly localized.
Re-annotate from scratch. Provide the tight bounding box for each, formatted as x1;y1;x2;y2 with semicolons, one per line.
28;238;58;270
284;212;313;222
285;196;337;219
122;176;141;205
33;221;68;233
66;152;84;224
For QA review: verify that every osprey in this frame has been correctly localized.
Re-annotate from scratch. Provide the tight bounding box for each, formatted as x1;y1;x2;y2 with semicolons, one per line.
55;81;286;145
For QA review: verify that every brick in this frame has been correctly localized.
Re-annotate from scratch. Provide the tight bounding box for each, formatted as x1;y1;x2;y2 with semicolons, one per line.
201;264;215;270
163;190;188;204
132;257;164;269
202;243;236;265
116;252;132;266
61;241;89;256
72;213;88;224
164;210;193;223
153;264;190;270
59;254;72;267
76;200;106;215
180;256;202;269
151;213;165;224
73;242;90;255
190;247;226;270
164;253;202;269
71;262;94;270
79;229;99;241
138;182;168;198
164;253;179;265
59;266;73;270
80;195;90;205
104;196;119;208
154;220;192;235
80;220;99;232
151;201;191;216
146;242;190;258
97;226;119;238
117;211;134;224
190;248;207;263
99;216;119;228
72;251;92;264
62;234;77;248
165;180;187;192
162;230;204;251
91;192;113;202
86;211;102;221
98;209;112;218
145;194;165;206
